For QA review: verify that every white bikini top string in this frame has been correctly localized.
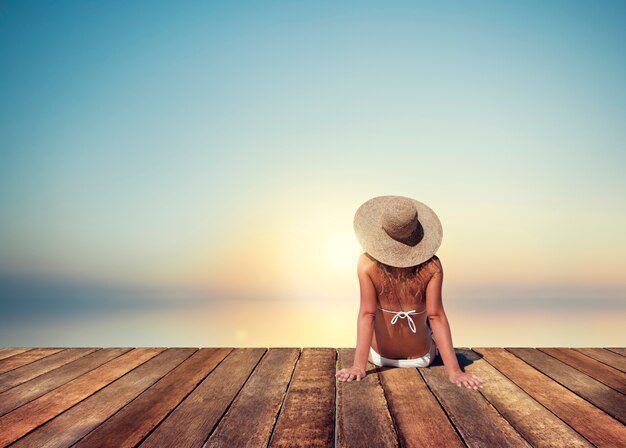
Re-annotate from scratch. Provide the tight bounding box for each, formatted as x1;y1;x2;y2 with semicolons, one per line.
376;306;425;333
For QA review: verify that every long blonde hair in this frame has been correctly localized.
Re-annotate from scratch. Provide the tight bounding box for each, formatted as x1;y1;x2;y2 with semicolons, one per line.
374;256;437;310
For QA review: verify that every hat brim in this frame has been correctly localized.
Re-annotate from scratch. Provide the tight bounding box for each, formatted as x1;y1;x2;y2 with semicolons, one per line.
353;195;443;267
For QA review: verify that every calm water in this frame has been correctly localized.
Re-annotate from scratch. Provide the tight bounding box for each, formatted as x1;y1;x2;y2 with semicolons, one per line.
1;298;624;348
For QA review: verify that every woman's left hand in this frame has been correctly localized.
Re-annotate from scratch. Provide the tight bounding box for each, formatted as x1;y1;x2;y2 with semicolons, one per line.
335;366;367;382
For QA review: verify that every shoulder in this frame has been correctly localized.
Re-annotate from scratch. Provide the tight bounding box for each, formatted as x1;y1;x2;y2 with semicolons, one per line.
427;254;443;275
357;252;377;276
358;251;376;268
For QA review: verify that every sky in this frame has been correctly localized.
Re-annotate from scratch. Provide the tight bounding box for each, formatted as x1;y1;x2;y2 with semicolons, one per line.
0;0;625;347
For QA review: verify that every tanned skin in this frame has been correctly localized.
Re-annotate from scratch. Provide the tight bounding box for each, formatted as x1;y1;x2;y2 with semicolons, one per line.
335;253;485;390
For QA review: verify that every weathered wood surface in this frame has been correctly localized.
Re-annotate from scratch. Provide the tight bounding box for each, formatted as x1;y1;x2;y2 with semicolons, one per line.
204;348;300;448
0;348;31;361
0;348;64;375
474;348;626;448
336;348;398;448
421;348;531;448
574;348;626;372
268;348;336;448
464;348;591;448
0;348;164;446
0;348;97;394
606;348;626;357
538;347;626;394
508;347;626;424
0;348;131;416
377;351;464;448
0;346;623;448
75;348;232;448
139;348;266;448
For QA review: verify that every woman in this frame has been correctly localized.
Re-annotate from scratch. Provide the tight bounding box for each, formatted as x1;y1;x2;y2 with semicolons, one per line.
335;195;485;390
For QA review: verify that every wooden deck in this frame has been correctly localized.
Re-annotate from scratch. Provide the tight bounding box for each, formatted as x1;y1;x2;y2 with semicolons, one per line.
0;347;624;447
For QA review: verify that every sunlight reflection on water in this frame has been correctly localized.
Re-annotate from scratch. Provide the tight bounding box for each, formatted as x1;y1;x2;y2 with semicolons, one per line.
1;298;624;347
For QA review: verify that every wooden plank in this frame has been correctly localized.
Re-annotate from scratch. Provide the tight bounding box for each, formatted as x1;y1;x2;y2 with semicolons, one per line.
139;348;266;448
0;345;621;447
0;348;64;374
606;348;626;357
574;348;626;373
465;348;592;448
0;348;130;416
376;358;464;448
420;348;530;447
0;347;164;447
204;348;300;448
268;348;336;448
0;348;97;393
10;348;196;448
335;348;398;448
74;348;232;448
508;348;626;424
474;348;626;447
0;348;31;361
538;348;626;393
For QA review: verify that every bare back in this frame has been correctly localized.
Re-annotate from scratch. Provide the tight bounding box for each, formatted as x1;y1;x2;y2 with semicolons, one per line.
363;252;442;359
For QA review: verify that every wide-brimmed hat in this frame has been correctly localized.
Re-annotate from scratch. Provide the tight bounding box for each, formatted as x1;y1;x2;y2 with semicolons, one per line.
353;195;443;268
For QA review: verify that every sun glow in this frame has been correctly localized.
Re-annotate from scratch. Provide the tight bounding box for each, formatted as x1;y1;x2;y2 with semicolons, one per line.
327;233;362;271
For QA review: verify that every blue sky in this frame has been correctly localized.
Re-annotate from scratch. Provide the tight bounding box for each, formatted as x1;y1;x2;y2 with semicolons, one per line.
0;1;624;345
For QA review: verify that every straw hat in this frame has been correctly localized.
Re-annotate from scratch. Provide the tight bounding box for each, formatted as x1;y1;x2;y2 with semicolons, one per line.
353;195;443;268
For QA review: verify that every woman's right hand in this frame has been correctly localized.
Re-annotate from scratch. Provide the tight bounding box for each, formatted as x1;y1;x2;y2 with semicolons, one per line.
336;366;367;382
449;370;484;389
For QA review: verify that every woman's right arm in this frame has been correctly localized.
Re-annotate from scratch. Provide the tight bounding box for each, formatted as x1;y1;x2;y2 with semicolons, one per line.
426;257;484;389
425;263;462;377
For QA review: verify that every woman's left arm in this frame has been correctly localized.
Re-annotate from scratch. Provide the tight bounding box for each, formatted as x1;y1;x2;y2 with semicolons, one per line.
336;255;377;382
353;256;378;370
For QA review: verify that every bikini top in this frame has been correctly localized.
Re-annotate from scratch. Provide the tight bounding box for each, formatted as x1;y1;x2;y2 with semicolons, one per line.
376;306;426;333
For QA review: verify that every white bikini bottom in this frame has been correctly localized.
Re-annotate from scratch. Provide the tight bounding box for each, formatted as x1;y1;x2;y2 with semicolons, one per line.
368;325;438;368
